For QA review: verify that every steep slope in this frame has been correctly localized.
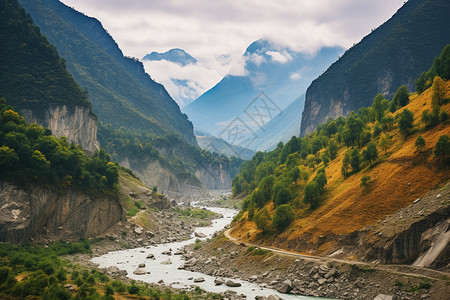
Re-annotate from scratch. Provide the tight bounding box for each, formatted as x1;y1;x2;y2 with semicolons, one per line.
18;0;196;145
196;134;256;160
300;0;450;136
0;0;99;152
231;79;450;261
18;0;243;190
184;40;343;141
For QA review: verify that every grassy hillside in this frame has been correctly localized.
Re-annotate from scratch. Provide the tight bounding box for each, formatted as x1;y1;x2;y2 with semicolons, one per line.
230;49;450;252
301;0;450;136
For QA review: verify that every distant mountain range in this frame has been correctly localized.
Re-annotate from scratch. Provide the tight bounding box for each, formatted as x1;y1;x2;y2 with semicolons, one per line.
143;48;197;66
300;0;450;136
184;39;343;150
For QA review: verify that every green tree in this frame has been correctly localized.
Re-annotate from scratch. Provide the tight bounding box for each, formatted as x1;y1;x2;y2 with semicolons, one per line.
272;204;293;232
432;76;446;106
398;109;414;137
350;148;361;173
0;146;19;170
251;189;265;208
415;135;426;160
421;110;431;127
289;167;300;186
434;135;450;163
274;187;292;206
254;208;272;232
440;110;449;122
360;175;371;190
341;150;351;177
372;94;385;121
392;85;410;108
379;134;390;155
303;181;320;209
362;142;378;167
258;175;274;201
327;140;339;159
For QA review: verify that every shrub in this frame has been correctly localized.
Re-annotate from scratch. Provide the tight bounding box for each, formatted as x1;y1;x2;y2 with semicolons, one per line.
272;204;293;232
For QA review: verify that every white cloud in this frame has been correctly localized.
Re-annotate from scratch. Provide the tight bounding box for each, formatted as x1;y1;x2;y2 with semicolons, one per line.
290;72;302;80
246;53;266;66
266;51;292;64
60;0;406;101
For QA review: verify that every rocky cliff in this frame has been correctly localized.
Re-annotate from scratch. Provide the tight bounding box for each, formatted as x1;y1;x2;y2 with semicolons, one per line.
0;181;124;244
300;0;450;136
20;105;100;153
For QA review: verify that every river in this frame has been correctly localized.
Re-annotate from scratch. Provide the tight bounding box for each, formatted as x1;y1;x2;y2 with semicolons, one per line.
91;206;322;299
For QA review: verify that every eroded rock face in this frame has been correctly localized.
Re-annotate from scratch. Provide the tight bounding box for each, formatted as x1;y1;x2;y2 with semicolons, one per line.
20;105;100;153
0;182;123;243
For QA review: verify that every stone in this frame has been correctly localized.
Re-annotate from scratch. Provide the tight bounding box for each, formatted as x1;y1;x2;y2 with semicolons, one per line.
277;282;292;294
162;250;172;255
318;278;326;285
138;263;145;268
146;253;155;259
158;279;164;284
249;275;258;281
160;259;172;265
267;296;283;300
195;232;207;238
214;277;224;285
133;268;146;275
64;284;76;291
225;280;241;287
174;250;184;255
194;277;205;283
134;227;143;234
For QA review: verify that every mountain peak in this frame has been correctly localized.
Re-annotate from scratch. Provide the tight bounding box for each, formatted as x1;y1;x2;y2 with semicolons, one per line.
142;48;197;66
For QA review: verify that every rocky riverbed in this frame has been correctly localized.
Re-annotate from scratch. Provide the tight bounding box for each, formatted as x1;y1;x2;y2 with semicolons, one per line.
182;233;449;300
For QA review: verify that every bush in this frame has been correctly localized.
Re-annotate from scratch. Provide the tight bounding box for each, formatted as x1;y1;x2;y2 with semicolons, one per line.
272;204;293;232
254;208;272;232
128;284;140;295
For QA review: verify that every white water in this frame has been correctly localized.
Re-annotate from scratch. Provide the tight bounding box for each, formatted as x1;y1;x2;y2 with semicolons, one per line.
92;207;321;299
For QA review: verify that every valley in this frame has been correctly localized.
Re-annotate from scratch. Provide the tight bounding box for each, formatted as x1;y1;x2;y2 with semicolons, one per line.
0;0;449;299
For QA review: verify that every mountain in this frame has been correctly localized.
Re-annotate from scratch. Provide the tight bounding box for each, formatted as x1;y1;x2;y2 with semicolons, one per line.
250;94;304;151
184;40;344;144
143;48;197;66
0;0;99;153
18;0;243;191
18;0;196;145
196;134;256;160
300;0;450;136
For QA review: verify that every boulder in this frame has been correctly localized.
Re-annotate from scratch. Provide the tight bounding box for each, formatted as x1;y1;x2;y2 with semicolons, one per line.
133;268;146;275
225;280;241;287
277;280;292;294
138;263;145;268
214;277;224;285
194;277;205;283
146;253;155;259
162;250;172;255
195;232;207;238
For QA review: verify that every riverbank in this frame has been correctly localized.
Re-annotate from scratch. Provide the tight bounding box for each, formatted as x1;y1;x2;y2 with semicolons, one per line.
182;232;450;300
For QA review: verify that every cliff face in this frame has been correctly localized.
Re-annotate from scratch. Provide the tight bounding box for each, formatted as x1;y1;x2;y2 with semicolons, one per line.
195;164;232;190
20;105;100;153
300;0;450;136
0;181;123;243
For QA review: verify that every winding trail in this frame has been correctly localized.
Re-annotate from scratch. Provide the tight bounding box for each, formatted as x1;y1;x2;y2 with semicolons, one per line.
224;229;450;282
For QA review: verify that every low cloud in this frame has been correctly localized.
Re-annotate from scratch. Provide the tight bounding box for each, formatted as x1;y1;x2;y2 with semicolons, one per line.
61;0;406;102
266;51;292;64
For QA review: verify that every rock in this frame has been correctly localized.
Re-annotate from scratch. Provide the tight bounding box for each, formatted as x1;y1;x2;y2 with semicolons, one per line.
317;278;326;285
133;268;146;275
134;227;143;234
160;259;172;265
214;277;224;285
138;263;145;268
225;280;241;287
146;253;155;259
277;280;292;294
158;279;164;284
194;277;205;283
267;296;283;300
413;197;421;204
436;194;441;199
249;275;258;281
270;280;280;286
162;250;172;255
174;250;184;255
374;295;393;300
194;232;206;238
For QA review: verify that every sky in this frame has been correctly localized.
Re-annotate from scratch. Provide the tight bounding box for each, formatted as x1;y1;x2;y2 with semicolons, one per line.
60;0;406;107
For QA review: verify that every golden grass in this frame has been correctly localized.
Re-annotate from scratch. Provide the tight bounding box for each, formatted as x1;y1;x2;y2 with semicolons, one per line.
232;81;450;252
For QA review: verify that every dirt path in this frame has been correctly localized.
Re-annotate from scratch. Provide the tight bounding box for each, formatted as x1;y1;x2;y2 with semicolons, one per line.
224;229;450;282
